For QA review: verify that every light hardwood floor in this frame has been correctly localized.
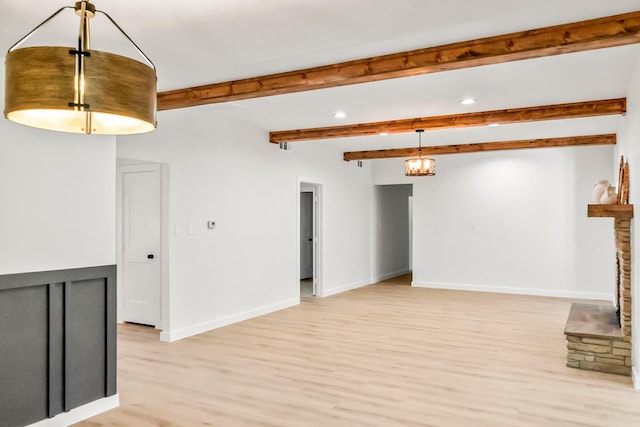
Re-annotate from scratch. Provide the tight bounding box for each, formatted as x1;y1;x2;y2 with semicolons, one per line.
75;275;640;427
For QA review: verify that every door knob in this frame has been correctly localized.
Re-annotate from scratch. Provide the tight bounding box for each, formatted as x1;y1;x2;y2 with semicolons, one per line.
308;238;313;242
147;254;154;259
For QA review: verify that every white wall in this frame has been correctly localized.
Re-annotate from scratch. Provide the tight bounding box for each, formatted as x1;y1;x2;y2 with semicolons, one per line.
619;53;640;387
373;184;413;281
116;108;373;340
373;145;615;299
0;113;116;275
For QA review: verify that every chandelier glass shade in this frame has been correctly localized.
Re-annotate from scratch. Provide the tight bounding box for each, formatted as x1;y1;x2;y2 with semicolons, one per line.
404;129;436;176
405;156;436;176
4;1;157;135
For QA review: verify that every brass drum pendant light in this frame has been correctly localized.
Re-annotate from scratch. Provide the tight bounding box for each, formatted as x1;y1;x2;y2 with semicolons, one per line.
4;1;157;135
405;129;435;176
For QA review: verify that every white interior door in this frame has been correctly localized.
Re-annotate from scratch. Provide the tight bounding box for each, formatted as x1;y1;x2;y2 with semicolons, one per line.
300;192;314;280
122;164;161;327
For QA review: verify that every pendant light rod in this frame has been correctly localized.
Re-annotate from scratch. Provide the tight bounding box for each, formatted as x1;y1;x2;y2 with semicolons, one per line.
7;7;74;52
96;8;156;70
416;129;424;154
73;1;92;133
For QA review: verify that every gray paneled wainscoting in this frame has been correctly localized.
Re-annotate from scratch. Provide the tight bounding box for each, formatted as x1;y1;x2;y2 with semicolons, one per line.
0;265;116;427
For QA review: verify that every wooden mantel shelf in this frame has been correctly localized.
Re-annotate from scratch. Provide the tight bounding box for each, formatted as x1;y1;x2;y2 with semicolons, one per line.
587;204;634;219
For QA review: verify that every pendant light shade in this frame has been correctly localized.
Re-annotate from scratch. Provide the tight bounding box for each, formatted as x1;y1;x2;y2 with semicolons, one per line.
405;129;436;176
4;1;157;135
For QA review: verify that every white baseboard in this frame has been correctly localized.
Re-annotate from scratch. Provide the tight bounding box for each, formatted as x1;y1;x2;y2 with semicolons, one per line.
633;366;640;390
374;269;411;283
160;298;298;342
411;281;610;300
322;279;371;297
27;394;119;427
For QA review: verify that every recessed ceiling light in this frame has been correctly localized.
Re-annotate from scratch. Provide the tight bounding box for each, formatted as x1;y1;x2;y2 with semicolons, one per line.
488;123;500;127
460;98;476;105
333;111;347;119
379;132;389;136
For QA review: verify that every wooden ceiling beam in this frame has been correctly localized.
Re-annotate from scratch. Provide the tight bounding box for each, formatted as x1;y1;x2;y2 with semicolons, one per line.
343;134;616;161
158;12;640;111
270;98;625;143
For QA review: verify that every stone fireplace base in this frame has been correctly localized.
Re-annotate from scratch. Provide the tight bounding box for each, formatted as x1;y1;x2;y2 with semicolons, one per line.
568;204;633;377
565;303;631;376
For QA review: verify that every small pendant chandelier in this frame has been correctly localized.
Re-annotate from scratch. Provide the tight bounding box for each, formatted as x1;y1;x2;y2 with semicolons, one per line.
4;1;157;135
405;129;436;176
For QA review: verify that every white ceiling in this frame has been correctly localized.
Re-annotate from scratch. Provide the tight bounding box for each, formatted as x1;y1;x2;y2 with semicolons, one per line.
2;0;640;153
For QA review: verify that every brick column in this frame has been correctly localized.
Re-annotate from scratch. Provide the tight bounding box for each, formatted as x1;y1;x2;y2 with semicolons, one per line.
615;218;632;337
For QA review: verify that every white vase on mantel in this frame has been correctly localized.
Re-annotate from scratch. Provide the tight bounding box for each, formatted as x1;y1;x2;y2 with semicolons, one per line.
593;180;610;204
600;185;618;204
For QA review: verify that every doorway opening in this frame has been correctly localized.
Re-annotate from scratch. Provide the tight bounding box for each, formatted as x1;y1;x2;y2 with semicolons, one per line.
299;181;322;298
373;184;413;284
116;159;169;337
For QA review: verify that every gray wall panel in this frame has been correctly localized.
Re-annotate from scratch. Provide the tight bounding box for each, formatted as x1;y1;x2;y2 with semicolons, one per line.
0;285;49;427
65;279;107;410
48;283;65;417
106;272;117;396
0;265;116;427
